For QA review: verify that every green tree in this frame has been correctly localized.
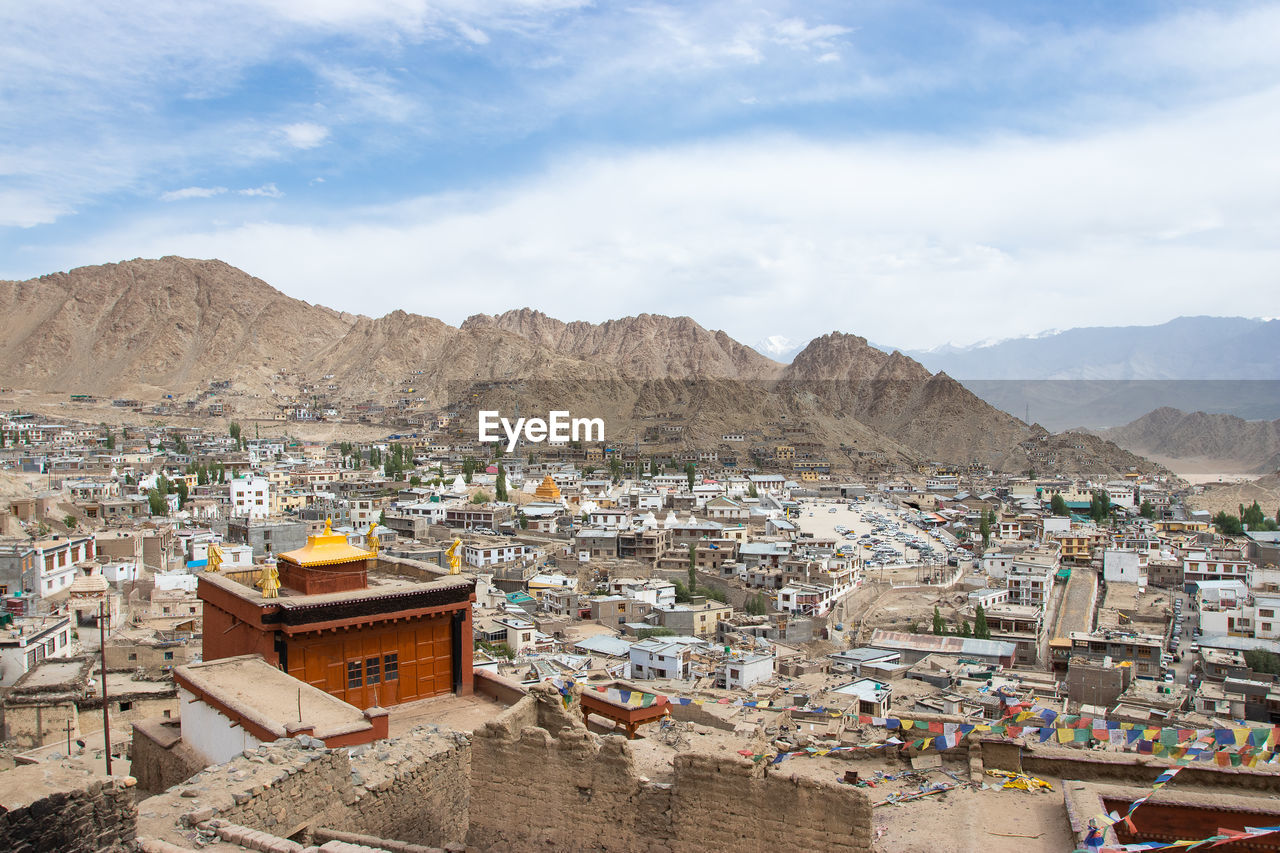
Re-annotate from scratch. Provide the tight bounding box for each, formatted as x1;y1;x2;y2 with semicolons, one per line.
463;457;475;484
973;603;991;640
495;464;508;502
378;509;387;526
1244;648;1280;674
229;422;241;443
409;475;422;487
959;619;972;638
636;627;677;640
688;544;697;576
685;462;696;490
102;424;115;450
748;482;759;499
909;622;922;634
518;511;528;530
471;490;490;504
932;606;945;636
64;514;77;530
1139;500;1155;520
1213;511;1244;536
1050;493;1068;516
1243;501;1267;529
147;489;167;516
175;480;189;508
979;513;991;549
1089;491;1111;524
673;580;691;602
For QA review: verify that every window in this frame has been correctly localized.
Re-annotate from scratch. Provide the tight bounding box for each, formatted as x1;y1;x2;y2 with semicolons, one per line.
347;660;363;688
128;653;138;661
118;701;132;712
366;656;381;685
384;654;398;681
164;651;174;660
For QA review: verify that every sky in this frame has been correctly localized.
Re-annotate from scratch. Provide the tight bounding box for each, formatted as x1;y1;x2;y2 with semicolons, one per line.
2;1;1280;352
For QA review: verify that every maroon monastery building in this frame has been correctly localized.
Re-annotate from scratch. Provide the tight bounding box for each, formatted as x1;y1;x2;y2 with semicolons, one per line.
198;521;475;709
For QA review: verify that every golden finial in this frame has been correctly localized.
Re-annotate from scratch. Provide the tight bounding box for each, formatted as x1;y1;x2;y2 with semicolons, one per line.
366;522;380;557
447;538;462;574
323;517;332;535
206;542;223;573
256;561;280;599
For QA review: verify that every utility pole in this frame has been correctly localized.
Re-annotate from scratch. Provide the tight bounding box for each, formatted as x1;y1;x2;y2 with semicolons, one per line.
99;599;112;775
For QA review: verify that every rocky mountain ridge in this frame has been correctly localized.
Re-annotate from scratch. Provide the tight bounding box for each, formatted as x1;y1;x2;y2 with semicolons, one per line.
0;257;1162;477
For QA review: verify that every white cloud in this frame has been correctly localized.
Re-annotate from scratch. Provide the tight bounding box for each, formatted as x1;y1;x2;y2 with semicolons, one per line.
159;186;227;201
239;183;284;197
455;21;490;45
280;122;330;149
63;81;1280;350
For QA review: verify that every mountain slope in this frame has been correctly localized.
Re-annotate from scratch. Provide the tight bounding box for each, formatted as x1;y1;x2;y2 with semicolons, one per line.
0;257;1166;477
0;257;356;396
1097;407;1280;474
906;317;1280;380
462;309;782;380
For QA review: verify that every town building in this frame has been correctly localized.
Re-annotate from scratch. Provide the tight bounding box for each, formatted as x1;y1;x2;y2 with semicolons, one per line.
199;522;475;709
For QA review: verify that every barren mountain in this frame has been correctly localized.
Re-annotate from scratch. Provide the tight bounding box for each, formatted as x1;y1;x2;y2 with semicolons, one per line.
1097;407;1280;475
0;257;1166;477
1187;470;1280;517
0;257;355;397
462;309;781;380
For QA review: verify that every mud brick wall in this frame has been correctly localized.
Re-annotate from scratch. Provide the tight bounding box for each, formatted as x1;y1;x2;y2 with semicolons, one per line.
670;753;873;853
134;731;471;848
130;718;210;794
0;770;137;853
469;683;873;853
339;731;470;846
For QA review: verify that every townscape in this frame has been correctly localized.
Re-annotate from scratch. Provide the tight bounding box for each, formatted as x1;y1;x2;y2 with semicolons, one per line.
2;404;1280;852
4;3;1280;850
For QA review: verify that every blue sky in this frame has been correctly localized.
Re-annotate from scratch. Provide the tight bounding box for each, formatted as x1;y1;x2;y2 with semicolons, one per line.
2;0;1279;352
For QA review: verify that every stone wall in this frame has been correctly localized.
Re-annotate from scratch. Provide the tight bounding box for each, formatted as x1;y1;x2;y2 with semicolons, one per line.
469;683;873;853
0;764;137;852
131;717;210;794
134;729;470;849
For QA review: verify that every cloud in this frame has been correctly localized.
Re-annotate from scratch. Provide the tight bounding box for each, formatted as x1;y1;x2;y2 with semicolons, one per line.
280;122;330;149
239;183;284;197
455;21;490;45
159;186;228;201
59;80;1280;351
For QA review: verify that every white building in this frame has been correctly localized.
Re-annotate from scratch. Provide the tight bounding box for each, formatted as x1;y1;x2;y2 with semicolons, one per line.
1183;548;1252;585
464;542;533;569
1103;549;1142;584
229;476;270;520
719;652;773;690
0;614;73;687
629;639;693;680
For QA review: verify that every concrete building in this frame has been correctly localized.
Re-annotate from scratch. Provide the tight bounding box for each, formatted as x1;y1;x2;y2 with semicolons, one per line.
229;476;270;520
173;655;388;765
629;639;694;680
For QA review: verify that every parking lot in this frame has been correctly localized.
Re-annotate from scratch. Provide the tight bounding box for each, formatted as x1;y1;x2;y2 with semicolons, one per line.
793;497;957;571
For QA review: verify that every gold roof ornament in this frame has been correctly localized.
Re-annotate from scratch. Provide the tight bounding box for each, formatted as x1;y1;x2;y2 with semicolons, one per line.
206;542;223;573
278;518;373;567
366;522;380;558
446;539;462;574
256;561;280;599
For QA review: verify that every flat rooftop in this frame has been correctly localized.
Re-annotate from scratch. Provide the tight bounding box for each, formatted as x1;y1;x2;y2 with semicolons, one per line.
175;655;374;740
